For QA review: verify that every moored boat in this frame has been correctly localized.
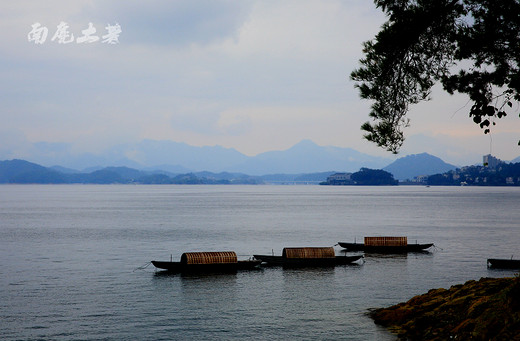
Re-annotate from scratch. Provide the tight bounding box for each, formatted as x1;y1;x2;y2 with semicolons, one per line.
253;247;363;267
151;251;262;273
487;258;520;269
338;237;433;253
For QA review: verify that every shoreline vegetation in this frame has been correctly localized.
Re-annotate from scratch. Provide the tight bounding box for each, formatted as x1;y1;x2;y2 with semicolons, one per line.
370;276;520;340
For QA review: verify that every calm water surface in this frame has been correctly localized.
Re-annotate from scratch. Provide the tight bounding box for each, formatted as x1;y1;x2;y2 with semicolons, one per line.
1;185;519;340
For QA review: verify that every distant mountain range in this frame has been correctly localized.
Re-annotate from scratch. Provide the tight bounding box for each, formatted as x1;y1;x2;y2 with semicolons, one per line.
0;150;476;184
6;139;395;175
4;138;515;183
227;140;392;175
4;139;518;177
0;159;264;184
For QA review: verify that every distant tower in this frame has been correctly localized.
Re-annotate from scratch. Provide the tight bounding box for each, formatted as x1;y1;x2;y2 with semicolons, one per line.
483;154;500;169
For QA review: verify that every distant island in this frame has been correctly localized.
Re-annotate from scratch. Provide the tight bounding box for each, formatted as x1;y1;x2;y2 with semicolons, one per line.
320;168;398;186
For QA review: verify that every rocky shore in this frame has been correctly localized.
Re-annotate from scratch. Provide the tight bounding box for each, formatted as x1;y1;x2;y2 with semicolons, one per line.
370;276;520;340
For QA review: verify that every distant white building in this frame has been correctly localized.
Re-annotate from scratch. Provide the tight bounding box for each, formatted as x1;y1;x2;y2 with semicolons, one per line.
324;172;353;185
414;175;429;183
328;173;351;181
483;154;501;169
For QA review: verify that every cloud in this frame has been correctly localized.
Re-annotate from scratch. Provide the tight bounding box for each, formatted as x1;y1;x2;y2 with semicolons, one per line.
169;101;223;135
1;0;516;164
78;1;253;47
216;111;252;136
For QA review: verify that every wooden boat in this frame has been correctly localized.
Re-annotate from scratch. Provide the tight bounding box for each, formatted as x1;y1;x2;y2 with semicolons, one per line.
253;247;363;267
151;251;262;273
487;258;520;269
338;237;433;253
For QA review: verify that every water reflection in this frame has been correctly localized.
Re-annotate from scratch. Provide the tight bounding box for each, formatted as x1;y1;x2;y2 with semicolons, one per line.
281;265;336;279
339;249;434;260
153;269;240;278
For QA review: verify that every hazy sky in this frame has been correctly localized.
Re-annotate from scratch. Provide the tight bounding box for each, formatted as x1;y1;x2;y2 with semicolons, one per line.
1;0;519;165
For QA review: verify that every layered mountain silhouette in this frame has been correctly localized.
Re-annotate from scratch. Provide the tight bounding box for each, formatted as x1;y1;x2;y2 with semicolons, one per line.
5;139;393;175
1;149;462;184
228;140;391;175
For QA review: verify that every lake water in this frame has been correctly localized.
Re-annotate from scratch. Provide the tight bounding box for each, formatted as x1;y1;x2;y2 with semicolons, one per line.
1;185;519;340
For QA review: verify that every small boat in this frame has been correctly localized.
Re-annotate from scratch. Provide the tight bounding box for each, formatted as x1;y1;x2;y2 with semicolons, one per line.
253;247;363;267
487;258;520;269
338;237;433;253
151;251;262;273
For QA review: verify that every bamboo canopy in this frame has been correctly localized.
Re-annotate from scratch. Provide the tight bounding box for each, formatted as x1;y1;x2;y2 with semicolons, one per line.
364;237;407;247
282;247;336;259
181;251;238;265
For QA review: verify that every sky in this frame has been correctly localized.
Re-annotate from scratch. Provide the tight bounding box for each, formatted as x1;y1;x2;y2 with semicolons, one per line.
1;0;519;166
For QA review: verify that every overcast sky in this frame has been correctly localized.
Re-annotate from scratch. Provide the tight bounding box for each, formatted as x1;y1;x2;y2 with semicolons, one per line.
1;0;519;166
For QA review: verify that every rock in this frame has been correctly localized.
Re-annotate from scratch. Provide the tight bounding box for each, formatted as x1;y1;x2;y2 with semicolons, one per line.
370;276;520;340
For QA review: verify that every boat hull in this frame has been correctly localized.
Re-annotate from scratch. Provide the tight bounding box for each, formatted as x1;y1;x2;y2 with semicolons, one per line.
151;260;262;273
338;242;433;253
487;258;520;269
252;255;363;266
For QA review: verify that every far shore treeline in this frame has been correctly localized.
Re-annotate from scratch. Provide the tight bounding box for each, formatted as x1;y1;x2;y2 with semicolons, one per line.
1;158;520;186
